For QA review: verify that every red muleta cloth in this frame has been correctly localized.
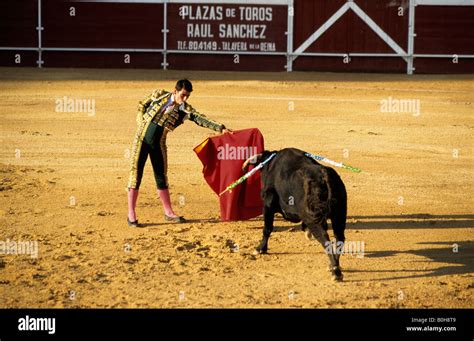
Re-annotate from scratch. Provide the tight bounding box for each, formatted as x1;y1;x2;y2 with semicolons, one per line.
193;128;264;221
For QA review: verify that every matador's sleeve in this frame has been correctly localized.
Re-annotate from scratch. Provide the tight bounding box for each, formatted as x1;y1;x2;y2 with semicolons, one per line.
181;103;226;132
136;89;168;125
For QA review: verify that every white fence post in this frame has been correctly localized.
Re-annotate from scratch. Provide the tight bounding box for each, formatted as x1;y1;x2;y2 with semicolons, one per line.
286;0;294;72
407;0;416;74
162;0;169;70
36;0;44;68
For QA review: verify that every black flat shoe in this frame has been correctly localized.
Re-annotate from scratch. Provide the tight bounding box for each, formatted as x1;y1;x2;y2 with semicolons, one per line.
164;215;186;223
127;218;139;227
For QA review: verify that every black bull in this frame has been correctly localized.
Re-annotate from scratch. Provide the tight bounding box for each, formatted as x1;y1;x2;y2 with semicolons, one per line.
246;148;347;281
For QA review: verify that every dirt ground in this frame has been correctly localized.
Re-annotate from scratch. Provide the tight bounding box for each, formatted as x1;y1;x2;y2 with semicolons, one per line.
0;67;473;308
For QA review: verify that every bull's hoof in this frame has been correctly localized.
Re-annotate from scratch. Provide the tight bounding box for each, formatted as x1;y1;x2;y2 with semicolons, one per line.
331;267;344;282
253;248;267;255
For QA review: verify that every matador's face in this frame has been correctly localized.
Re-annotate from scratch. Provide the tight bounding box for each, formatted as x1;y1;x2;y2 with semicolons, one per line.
173;89;191;105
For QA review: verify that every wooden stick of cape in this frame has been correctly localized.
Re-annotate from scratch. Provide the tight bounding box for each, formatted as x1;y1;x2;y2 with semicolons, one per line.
219;153;277;196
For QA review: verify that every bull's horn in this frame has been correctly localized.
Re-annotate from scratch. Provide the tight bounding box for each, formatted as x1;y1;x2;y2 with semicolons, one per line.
242;153;261;170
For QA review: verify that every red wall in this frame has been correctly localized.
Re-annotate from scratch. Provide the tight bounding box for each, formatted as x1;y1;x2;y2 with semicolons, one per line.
0;0;472;73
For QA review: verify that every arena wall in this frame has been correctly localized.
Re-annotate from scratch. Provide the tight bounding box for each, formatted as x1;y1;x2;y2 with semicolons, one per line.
0;0;473;73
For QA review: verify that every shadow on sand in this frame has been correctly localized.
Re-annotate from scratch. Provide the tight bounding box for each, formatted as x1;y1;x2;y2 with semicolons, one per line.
246;213;474;230
245;214;473;281
356;241;474;281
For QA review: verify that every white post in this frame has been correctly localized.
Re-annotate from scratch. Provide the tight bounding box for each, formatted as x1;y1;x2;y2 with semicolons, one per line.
286;0;294;72
36;0;44;68
162;0;169;70
407;0;416;74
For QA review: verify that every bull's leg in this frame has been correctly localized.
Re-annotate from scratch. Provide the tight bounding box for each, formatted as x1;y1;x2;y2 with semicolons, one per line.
320;220;337;271
331;214;346;268
302;222;307;231
255;205;275;254
308;223;343;281
321;220;343;270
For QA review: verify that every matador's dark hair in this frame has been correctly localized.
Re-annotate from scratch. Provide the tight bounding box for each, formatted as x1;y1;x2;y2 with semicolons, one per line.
175;79;193;92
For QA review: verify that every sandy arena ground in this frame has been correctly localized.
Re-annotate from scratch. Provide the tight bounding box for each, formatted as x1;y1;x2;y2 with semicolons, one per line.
0;68;473;308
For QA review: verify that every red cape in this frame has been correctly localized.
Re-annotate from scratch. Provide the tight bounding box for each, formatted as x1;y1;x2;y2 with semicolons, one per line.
193;128;264;221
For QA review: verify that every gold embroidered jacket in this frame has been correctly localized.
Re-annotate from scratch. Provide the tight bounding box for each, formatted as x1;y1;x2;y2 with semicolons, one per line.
136;89;225;135
127;89;226;189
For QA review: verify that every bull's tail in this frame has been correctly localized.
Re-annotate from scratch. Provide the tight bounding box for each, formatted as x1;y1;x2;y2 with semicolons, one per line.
302;167;332;225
